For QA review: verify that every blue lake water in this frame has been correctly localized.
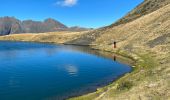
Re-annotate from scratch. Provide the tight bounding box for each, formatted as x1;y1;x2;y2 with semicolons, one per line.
0;41;132;100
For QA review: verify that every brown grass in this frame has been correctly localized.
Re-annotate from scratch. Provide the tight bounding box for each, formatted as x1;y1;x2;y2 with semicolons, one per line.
0;31;89;44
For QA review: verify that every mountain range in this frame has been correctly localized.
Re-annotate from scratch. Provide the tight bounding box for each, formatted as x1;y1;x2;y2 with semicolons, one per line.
0;17;91;36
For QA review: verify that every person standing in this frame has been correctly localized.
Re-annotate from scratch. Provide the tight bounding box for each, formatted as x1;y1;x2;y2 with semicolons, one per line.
113;41;117;49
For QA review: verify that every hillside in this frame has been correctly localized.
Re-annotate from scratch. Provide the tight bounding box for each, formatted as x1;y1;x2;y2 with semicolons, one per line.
0;0;169;100
68;0;170;45
68;0;170;99
111;0;170;27
0;17;91;36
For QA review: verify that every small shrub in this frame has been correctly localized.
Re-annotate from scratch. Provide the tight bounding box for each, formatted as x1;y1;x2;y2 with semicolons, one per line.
117;81;133;91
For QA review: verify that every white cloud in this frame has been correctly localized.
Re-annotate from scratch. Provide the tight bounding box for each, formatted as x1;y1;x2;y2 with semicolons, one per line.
56;0;78;7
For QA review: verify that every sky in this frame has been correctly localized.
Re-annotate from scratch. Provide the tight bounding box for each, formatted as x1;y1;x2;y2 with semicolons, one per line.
0;0;144;28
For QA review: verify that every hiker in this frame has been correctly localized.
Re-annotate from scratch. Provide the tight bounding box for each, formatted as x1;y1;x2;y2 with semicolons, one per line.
113;41;117;49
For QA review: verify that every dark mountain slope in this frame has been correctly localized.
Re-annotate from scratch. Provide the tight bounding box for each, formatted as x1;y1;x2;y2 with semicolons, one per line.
22;19;67;33
0;17;23;35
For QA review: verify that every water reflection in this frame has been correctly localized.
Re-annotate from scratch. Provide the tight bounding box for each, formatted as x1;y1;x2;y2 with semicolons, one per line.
65;64;78;76
0;41;132;65
113;55;117;61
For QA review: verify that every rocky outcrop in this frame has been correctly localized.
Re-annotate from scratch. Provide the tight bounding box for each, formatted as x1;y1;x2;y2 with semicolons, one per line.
22;19;67;33
0;17;23;35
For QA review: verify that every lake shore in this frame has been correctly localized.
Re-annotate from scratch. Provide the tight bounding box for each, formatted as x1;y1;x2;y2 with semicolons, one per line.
0;31;169;100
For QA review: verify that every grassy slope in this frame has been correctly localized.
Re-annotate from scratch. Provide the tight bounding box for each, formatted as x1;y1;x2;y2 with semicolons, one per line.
69;1;170;100
110;0;170;27
0;0;170;100
66;0;170;46
70;3;170;100
0;31;88;44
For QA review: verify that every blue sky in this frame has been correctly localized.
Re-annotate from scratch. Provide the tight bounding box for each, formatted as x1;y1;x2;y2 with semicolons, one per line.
0;0;144;28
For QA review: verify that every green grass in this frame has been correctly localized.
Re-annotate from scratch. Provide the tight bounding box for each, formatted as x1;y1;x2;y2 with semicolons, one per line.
69;50;157;100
